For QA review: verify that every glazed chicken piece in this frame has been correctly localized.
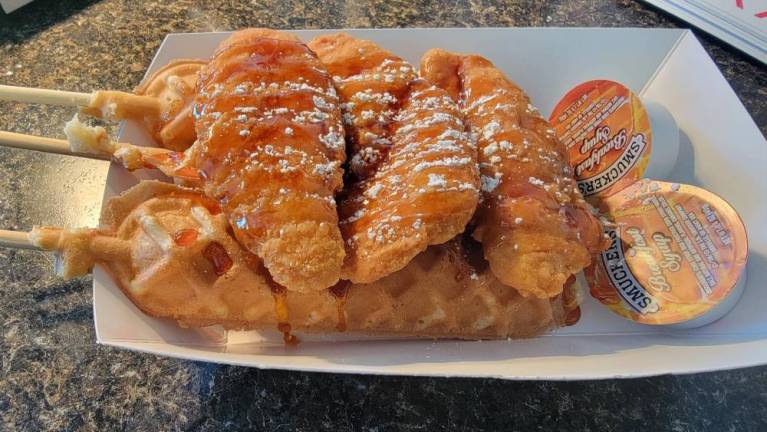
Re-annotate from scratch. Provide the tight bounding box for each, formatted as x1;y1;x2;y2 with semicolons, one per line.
191;29;348;292
309;34;479;283
420;49;607;298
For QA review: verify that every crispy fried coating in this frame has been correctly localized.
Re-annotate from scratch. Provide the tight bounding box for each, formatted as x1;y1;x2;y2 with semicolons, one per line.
420;49;607;298
191;29;347;292
309;34;479;283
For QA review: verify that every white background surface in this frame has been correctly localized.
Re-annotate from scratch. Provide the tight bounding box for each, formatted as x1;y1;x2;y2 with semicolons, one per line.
642;0;767;64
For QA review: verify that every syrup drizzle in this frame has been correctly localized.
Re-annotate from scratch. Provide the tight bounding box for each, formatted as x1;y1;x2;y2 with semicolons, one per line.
144;151;200;181
202;241;233;275
266;276;299;345
239;251;298;344
328;280;350;332
173;228;198;246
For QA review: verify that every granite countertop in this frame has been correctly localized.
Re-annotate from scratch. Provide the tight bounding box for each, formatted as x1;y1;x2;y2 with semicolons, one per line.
1;0;766;430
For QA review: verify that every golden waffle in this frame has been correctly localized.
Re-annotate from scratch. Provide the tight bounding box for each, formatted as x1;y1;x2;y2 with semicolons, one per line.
30;181;571;339
79;59;206;151
133;59;206;151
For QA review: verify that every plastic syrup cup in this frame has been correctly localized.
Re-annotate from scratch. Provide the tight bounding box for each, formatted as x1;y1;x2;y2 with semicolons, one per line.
585;179;748;328
549;80;680;200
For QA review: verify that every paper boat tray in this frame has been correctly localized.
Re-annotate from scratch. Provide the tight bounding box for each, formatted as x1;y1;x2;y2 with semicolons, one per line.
92;28;767;380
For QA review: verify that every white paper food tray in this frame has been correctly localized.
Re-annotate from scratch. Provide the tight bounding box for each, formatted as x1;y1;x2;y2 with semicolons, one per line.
94;28;767;380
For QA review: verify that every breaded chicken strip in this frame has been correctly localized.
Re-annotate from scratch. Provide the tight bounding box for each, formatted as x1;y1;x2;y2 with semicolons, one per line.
420;49;607;298
309;34;479;283
192;29;347;292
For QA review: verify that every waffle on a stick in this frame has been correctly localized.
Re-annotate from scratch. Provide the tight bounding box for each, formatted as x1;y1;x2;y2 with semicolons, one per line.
134;59;205;151
65;30;348;293
308;34;479;284
30;180;571;339
420;49;607;299
80;59;206;151
64;115;200;182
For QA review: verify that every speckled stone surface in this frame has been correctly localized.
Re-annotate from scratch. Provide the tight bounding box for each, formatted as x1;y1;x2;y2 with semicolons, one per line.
1;0;766;430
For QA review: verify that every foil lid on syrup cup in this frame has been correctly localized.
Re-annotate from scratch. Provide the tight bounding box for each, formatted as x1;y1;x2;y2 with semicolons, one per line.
585;180;748;328
549;80;679;200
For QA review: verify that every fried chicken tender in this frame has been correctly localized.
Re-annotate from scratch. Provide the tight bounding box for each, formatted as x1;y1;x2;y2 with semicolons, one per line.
420;49;607;298
191;29;347;292
309;34;479;284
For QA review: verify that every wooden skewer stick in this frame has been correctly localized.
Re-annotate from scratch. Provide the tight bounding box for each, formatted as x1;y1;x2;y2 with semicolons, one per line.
0;122;199;182
0;229;39;250
0;84;92;107
0;81;195;150
0;85;161;120
0;226;127;278
0;130;109;160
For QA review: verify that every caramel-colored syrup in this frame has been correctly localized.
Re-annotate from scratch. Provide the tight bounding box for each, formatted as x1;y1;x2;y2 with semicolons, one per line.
145;152;200;181
562;274;582;326
172;228;198;246
563;204;610;254
333;57;412;183
565;306;582;327
444;234;487;285
328;281;350;332
194;37;343;251
240;250;299;344
202;241;233;275
264;274;299;345
460;233;489;273
274;295;298;345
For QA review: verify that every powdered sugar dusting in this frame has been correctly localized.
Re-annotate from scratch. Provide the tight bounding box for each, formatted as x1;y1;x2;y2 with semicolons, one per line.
194;39;348;239
333;49;479;260
480;175;500;192
427;173;447;188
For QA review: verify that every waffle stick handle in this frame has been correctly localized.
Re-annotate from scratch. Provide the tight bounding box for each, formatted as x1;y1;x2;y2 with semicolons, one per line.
0;84;92;106
81;90;161;120
0;118;199;182
0;229;41;250
0;130;109;159
0;226;130;278
0;85;161;121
